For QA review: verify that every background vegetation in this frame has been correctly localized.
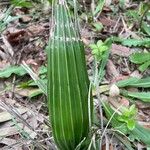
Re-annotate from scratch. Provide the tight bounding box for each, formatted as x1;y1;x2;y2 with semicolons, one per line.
0;0;150;149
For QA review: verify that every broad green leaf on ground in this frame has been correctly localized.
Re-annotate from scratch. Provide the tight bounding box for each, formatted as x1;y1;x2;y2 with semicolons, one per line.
142;22;150;36
138;60;150;72
38;65;47;75
121;90;150;102
28;79;47;87
131;123;150;146
116;77;150;88
122;39;150;47
130;52;150;64
116;77;139;87
114;133;134;150
15;87;43;98
94;0;105;16
0;66;27;78
92;22;103;32
130;52;150;72
103;102;150;146
112;37;150;47
28;89;43;98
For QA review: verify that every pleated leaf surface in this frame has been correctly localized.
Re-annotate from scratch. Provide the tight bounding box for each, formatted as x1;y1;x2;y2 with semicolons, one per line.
47;1;91;150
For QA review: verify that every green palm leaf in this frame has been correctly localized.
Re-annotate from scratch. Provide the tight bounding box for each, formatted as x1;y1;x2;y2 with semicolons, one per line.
47;1;92;149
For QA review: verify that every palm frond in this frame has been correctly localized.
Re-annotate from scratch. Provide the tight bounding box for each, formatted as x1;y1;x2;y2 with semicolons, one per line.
47;0;92;149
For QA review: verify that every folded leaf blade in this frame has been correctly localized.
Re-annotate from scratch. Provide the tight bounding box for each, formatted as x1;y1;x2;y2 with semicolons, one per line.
47;2;91;149
130;52;150;64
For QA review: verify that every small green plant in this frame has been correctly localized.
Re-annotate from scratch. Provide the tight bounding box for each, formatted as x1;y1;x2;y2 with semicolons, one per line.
130;52;150;72
89;39;111;86
92;22;103;32
103;102;150;146
89;40;109;61
89;39;111;149
117;105;137;130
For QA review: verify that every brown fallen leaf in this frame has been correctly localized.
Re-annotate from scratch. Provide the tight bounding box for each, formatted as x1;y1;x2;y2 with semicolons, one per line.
13;8;31;23
0;126;21;137
137;111;148;121
0;107;28;123
15;87;41;98
1;34;14;56
0;60;10;70
6;30;28;47
118;97;129;107
106;59;120;80
27;24;45;36
111;44;132;57
99;17;119;27
136;101;150;109
0;47;8;60
92;84;110;96
109;97;129;110
0;123;36;139
111;75;129;83
130;70;142;78
0;138;17;146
